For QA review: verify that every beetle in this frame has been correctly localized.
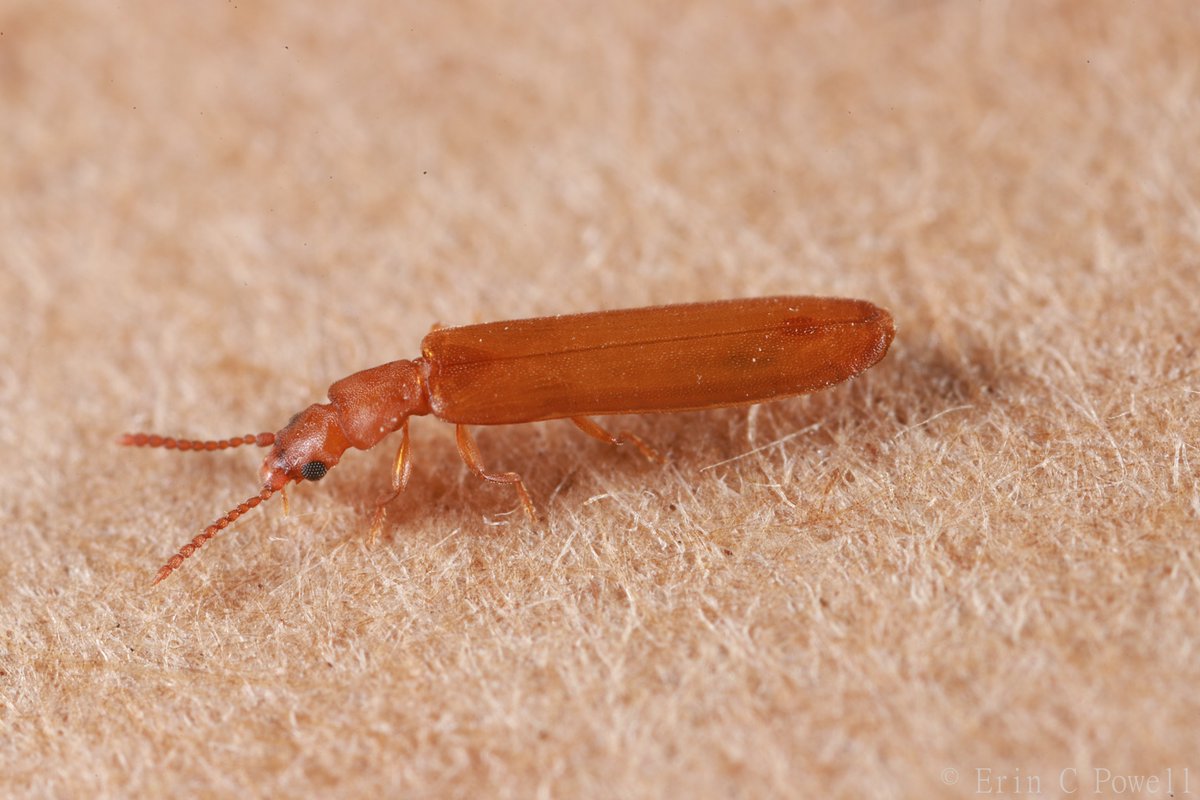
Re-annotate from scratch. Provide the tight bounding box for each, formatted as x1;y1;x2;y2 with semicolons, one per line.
122;296;894;584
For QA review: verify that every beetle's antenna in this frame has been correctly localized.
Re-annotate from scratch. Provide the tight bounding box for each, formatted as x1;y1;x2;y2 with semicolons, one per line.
151;486;278;585
119;432;276;451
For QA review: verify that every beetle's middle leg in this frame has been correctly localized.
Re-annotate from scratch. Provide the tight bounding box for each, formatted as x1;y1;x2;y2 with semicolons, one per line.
369;418;413;542
454;425;536;520
570;416;664;463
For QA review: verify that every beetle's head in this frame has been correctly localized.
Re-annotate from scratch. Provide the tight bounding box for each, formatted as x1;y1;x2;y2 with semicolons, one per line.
259;403;353;491
121;401;357;585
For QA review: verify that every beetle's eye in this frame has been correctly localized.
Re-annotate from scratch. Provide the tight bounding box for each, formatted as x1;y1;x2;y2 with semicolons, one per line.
300;461;328;481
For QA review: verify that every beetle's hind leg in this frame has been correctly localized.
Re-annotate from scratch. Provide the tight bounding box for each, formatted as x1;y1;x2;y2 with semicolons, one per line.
369;419;413;542
454;425;536;521
570;416;665;464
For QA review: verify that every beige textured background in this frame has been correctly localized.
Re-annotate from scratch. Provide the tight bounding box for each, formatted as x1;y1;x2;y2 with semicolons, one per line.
2;2;1198;798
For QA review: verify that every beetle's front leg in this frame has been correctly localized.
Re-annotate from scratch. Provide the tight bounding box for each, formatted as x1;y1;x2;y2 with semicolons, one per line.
369;418;412;542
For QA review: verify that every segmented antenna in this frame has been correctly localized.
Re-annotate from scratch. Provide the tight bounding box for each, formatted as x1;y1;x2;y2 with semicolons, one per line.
151;487;279;585
119;432;276;451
